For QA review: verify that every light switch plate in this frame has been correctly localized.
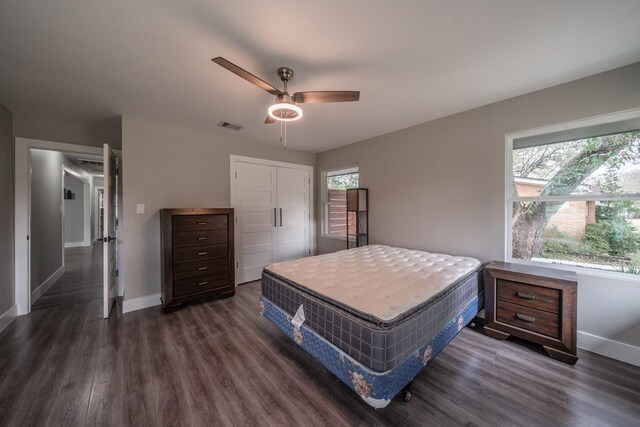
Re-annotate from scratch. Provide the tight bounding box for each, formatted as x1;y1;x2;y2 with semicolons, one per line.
136;203;145;214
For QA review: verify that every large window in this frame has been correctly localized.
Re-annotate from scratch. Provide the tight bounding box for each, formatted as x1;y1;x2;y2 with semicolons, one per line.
323;166;359;238
508;116;640;276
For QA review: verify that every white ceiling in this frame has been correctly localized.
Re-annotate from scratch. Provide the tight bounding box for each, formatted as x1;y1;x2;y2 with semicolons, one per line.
1;1;639;153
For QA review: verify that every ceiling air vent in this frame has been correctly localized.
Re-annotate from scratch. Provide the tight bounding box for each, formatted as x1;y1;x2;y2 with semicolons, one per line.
217;121;243;131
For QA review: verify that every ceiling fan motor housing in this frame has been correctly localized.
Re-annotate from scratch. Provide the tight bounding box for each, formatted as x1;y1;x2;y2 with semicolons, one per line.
277;67;294;82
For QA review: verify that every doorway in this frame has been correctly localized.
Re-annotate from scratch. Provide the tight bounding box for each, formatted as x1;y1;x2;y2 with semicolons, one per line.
28;149;103;311
14;138;122;318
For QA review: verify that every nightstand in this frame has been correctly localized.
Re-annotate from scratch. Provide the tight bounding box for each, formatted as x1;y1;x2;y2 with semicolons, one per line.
484;262;578;364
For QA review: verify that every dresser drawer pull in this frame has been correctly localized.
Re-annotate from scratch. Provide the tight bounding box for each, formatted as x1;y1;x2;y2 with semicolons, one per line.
197;237;208;241
197;267;209;271
516;292;537;300
197;252;208;256
197;281;208;286
515;313;536;323
197;222;208;225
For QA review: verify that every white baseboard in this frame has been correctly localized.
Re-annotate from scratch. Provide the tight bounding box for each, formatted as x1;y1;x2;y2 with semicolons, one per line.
122;293;161;313
578;331;640;367
0;304;18;334
31;266;65;303
64;241;87;248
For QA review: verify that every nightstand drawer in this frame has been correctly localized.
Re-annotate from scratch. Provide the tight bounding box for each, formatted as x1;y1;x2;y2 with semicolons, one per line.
497;301;560;339
497;279;560;313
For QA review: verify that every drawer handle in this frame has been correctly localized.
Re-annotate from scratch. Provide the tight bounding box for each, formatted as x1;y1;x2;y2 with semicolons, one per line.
197;222;208;225
197;252;208;256
516;292;537;300
197;237;208;241
197;281;208;286
515;313;536;323
197;267;208;271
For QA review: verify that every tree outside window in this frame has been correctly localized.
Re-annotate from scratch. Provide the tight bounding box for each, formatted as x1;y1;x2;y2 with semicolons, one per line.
510;130;640;275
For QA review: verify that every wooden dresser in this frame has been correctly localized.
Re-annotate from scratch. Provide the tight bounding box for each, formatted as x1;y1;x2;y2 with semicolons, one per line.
161;208;235;312
484;262;578;364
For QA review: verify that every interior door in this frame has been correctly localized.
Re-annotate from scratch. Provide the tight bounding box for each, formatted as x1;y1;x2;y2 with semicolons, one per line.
277;167;310;262
103;144;118;318
235;162;278;283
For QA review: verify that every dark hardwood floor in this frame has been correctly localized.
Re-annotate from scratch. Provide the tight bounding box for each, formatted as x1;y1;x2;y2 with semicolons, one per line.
1;248;640;426
31;244;103;312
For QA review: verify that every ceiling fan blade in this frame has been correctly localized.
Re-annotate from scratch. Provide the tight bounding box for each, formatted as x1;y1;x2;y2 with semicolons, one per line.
293;91;360;104
212;57;281;96
264;115;276;124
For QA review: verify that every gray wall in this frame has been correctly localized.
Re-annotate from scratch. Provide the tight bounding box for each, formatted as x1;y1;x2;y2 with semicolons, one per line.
64;173;85;244
30;149;65;291
0;103;14;314
316;62;640;351
121;116;316;301
13;114;121;150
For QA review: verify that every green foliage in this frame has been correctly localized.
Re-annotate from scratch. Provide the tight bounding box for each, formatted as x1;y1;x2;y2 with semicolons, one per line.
584;222;611;254
617;263;640;275
541;227;585;257
586;218;640;256
587;165;640;257
327;173;358;190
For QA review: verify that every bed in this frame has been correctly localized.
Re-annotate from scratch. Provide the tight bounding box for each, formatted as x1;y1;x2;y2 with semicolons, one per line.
259;245;483;408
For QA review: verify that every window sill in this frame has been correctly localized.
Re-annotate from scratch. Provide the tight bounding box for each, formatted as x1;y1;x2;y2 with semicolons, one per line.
505;258;640;282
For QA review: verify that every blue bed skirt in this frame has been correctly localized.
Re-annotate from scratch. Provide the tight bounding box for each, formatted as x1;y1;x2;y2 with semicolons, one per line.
260;295;481;408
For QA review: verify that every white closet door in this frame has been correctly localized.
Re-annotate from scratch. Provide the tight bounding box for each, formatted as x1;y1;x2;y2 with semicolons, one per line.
277;167;310;262
236;162;278;283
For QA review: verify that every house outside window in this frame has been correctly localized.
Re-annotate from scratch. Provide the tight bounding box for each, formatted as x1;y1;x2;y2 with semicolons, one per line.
323;166;359;238
507;113;640;277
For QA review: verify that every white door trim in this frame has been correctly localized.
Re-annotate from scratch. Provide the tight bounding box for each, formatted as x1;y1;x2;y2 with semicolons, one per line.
230;155;315;285
14;137;102;315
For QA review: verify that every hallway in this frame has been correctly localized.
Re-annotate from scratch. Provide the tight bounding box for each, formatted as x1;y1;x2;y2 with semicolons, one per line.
32;244;103;314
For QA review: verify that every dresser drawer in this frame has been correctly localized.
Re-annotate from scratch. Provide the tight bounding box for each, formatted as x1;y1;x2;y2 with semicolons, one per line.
497;300;560;339
173;257;228;280
173;214;228;232
173;229;228;248
173;244;228;264
173;273;230;297
497;279;560;313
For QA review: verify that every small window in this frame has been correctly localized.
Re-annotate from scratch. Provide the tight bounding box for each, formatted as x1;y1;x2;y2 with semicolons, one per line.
508;117;640;276
323;166;359;238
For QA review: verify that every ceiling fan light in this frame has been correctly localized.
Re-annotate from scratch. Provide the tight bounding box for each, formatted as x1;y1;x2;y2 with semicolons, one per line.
268;102;303;121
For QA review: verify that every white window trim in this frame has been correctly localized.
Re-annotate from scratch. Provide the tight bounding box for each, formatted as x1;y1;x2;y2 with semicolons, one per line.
321;164;359;240
505;107;640;282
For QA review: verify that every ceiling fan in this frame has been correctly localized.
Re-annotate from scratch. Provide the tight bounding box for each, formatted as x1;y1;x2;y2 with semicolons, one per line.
212;57;360;124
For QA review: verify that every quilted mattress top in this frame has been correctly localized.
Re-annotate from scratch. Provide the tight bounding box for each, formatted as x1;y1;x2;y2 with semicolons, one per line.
265;245;481;322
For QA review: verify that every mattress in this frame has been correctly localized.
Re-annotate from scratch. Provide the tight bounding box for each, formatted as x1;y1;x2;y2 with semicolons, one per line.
262;245;483;372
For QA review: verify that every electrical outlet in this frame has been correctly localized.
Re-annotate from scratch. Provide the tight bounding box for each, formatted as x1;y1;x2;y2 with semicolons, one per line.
136;203;145;214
